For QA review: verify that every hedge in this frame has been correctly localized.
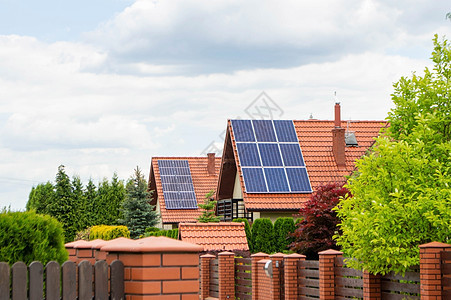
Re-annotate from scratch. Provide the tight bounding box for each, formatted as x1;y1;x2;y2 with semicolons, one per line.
89;225;130;240
232;218;252;251
143;228;178;239
251;218;274;253
0;210;68;265
273;217;296;252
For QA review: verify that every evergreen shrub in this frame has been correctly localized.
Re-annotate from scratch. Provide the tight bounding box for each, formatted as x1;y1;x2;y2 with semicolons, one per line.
89;225;130;240
273;217;296;252
232;218;252;251
251;218;274;253
0;210;68;265
143;228;178;239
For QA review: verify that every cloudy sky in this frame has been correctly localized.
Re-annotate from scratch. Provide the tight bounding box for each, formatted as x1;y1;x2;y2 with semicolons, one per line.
1;0;450;210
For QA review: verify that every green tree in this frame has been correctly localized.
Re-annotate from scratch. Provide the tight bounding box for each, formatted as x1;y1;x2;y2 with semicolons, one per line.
233;218;252;251
335;35;451;275
197;190;220;223
72;176;87;231
119;167;160;239
26;181;54;215
274;217;295;253
47;165;78;242
84;178;97;227
251;218;275;253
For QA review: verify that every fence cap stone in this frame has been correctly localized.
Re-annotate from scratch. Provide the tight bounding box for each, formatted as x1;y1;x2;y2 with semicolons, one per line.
65;240;86;248
251;252;270;258
218;251;235;256
270;252;285;258
101;236;203;253
283;253;306;259
318;249;343;255
200;254;216;258
419;241;451;248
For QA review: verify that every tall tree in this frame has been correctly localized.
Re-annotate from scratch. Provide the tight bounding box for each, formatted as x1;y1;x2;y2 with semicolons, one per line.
48;165;78;242
197;190;220;223
119;167;159;239
84;178;97;227
335;35;451;275
26;181;54;215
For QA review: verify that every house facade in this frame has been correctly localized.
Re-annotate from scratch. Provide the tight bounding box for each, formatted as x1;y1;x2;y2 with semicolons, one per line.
148;154;221;229
216;103;387;222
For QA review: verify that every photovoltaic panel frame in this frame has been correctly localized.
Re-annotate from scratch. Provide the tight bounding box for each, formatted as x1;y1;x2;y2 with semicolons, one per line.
158;159;198;209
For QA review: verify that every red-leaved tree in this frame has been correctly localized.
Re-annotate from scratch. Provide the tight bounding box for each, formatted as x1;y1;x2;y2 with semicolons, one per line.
289;182;350;259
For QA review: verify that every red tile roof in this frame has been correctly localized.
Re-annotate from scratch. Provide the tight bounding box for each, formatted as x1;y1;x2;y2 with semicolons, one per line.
179;222;249;251
149;156;221;224
225;119;387;211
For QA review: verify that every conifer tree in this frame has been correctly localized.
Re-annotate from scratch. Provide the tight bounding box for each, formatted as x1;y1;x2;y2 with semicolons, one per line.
197;190;220;223
119;167;159;239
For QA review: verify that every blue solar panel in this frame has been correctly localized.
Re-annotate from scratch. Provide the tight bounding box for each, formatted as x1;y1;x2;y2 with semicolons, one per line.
258;144;283;166
158;160;198;209
253;120;277;142
242;168;267;192
231;120;255;142
232;120;312;194
280;144;305;166
264;168;290;192
236;143;261;166
274;120;298;142
286;168;312;192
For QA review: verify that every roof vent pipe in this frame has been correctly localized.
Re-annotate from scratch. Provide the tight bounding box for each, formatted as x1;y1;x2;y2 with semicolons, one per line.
207;153;215;176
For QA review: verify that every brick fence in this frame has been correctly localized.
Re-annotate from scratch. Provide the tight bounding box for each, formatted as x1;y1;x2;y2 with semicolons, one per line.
199;241;451;300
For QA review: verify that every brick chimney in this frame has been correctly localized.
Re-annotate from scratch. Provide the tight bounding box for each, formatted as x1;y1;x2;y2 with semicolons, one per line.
332;103;346;168
207;153;216;175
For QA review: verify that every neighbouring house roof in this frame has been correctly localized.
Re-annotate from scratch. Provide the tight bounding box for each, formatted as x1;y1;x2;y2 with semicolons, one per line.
149;156;221;224
179;222;249;251
217;119;387;211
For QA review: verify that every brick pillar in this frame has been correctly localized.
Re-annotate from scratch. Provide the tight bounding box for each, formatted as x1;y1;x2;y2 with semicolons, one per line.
252;252;269;300
74;240;96;264
284;253;305;300
218;251;235;300
64;241;79;263
363;271;381;300
257;259;272;299
200;254;215;299
269;253;284;300
420;241;451;300
102;236;203;299
318;249;342;300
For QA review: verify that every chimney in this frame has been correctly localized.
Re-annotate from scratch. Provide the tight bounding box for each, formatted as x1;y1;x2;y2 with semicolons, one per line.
207;153;215;176
332;103;346;168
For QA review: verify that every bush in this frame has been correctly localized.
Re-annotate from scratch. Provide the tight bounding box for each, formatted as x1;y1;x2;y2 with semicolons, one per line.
274;217;296;252
89;225;130;240
143;228;178;239
233;218;252;251
251;218;274;253
0;210;68;265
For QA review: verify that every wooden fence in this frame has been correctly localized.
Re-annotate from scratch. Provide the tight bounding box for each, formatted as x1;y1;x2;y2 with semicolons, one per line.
298;259;320;299
235;257;252;300
0;260;124;300
209;258;219;298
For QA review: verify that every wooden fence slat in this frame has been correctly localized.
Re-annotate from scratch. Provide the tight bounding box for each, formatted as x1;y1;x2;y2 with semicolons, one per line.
299;269;320;278
381;280;420;294
62;261;76;300
335;276;363;287
46;261;60;300
383;270;420;282
0;262;10;300
335;267;363;277
335;286;363;298
78;261;93;300
94;260;108;300
29;261;44;300
381;292;419;300
110;260;124;300
12;262;27;300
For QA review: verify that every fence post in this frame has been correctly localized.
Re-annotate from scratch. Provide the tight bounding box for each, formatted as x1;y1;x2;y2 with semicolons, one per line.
218;251;235;300
318;249;342;300
102;236;203;299
419;241;451;300
284;253;305;300
200;254;215;299
270;253;284;300
252;252;269;300
363;270;381;300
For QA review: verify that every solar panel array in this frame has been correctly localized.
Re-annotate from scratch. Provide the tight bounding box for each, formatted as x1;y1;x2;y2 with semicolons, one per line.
158;160;198;209
231;119;312;193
